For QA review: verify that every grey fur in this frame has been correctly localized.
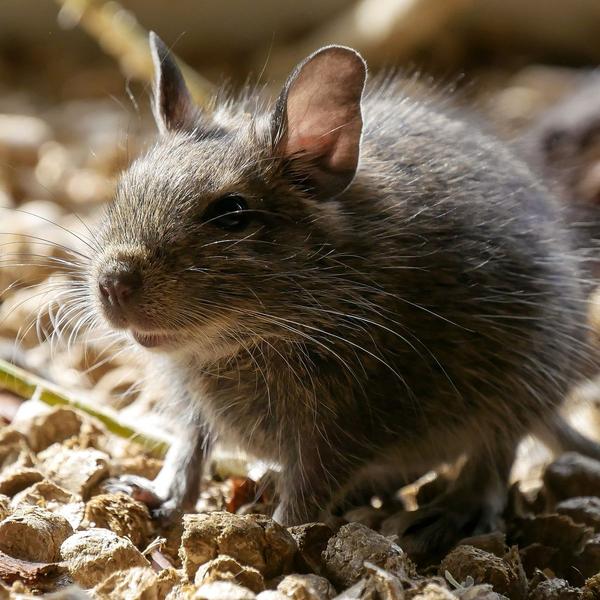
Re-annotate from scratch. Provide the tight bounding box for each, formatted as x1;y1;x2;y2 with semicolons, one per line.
94;40;599;560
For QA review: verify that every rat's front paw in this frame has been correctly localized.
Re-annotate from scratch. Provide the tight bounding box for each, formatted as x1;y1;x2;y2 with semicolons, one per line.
104;475;181;523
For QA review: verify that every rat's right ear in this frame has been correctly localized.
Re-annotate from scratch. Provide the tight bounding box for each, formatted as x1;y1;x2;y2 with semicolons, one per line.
149;32;199;134
272;45;367;199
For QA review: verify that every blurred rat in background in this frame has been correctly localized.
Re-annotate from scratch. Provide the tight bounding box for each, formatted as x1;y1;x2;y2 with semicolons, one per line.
523;71;600;277
89;33;600;561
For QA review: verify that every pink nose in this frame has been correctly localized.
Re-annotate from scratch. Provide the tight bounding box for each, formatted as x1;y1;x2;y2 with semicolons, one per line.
98;269;141;308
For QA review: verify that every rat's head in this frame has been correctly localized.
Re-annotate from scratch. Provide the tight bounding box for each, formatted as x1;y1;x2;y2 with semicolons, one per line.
91;34;366;354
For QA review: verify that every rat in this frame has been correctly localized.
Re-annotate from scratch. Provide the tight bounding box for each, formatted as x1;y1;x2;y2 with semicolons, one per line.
92;33;600;560
523;71;600;276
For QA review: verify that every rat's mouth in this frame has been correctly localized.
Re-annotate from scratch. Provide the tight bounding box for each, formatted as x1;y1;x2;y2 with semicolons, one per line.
130;330;177;349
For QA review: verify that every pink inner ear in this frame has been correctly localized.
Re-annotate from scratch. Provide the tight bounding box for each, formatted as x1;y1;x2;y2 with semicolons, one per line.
282;48;366;177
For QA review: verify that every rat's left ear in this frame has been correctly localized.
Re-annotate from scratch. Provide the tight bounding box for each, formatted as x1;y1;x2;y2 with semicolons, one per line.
272;45;367;199
149;32;199;134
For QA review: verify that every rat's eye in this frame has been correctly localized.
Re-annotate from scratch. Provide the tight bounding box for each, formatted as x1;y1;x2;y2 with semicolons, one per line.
203;194;250;231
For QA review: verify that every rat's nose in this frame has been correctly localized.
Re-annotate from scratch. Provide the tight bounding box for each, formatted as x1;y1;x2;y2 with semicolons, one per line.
98;268;142;309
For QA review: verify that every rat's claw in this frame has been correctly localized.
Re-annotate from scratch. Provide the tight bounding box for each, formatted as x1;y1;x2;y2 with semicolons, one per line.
150;498;182;524
104;475;166;509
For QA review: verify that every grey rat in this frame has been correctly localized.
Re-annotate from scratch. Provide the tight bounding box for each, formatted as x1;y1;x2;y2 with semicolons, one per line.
523;71;600;276
93;33;600;560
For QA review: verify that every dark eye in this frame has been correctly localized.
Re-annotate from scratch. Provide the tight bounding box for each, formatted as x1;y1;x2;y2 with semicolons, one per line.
203;194;250;231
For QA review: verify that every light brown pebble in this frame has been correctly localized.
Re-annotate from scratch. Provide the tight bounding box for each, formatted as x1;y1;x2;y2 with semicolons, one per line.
0;495;9;521
0;466;43;497
93;566;180;599
10;479;84;529
180;512;296;581
322;523;416;588
584;572;600;599
194;555;265;593
411;583;455;599
37;444;109;498
248;514;297;577
60;528;150;588
0;427;31;463
0;505;73;562
17;407;84;452
109;455;163;480
256;593;289;600
83;492;152;548
175;581;256;600
439;545;527;600
277;574;336;600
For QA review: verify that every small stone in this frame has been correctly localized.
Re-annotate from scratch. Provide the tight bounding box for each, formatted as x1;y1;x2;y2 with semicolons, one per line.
190;581;256;600
322;523;416;588
83;492;152;548
93;566;180;599
439;545;527;600
544;453;600;501
519;543;559;578
248;514;296;577
0;466;43;497
17;407;83;452
510;514;592;554
11;479;84;529
528;577;582;599
557;497;600;531
11;479;75;507
412;583;455;599
0;428;30;465
194;555;265;593
277;574;335;600
584;572;600;599
288;522;333;574
60;528;149;588
180;512;296;581
37;444;109;498
0;505;73;562
0;496;9;521
109;455;163;480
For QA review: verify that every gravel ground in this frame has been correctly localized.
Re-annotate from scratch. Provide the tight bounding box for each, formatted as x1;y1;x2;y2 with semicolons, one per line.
1;62;600;599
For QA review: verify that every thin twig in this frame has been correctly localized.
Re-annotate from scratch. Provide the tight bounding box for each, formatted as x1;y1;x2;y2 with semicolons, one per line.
0;357;169;457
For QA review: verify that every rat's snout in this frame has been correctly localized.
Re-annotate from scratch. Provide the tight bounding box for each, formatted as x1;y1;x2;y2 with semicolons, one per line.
97;263;143;325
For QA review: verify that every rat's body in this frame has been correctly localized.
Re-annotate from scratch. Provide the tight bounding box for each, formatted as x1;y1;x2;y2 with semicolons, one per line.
96;37;600;559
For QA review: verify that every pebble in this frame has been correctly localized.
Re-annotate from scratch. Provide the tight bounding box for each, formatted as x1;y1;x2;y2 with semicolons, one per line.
195;555;265;594
179;511;296;581
0;505;73;562
60;528;149;588
322;522;416;588
37;443;109;498
277;574;336;600
439;545;527;600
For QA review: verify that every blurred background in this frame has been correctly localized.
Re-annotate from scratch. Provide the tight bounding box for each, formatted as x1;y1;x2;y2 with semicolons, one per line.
1;0;600;427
